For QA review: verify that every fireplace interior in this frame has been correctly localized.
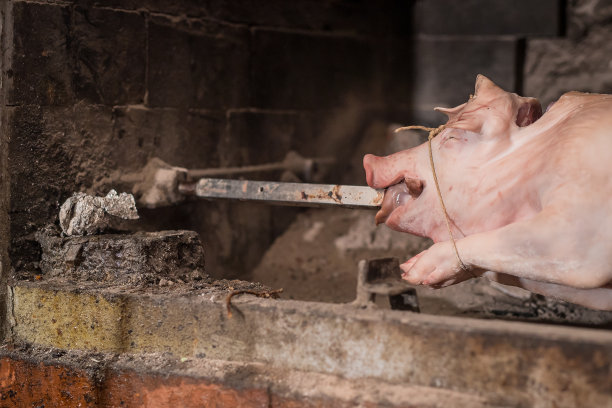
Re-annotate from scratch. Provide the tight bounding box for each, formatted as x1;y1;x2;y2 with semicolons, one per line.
1;0;612;406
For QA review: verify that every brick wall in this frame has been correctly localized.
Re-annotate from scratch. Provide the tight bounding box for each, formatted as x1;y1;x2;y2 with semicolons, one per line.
1;0;413;282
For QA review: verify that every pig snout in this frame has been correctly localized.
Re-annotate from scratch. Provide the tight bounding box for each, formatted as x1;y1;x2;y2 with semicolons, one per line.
364;152;425;226
364;154;391;188
364;151;418;189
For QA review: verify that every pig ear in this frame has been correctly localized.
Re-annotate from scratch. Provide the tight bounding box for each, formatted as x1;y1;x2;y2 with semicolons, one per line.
434;103;466;121
436;102;484;134
515;97;543;127
474;74;506;99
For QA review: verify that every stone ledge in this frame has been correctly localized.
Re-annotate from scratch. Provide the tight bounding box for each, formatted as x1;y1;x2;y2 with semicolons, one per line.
9;280;612;406
412;37;518;107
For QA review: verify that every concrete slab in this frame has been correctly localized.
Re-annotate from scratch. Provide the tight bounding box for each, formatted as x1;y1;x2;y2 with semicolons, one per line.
10;280;612;406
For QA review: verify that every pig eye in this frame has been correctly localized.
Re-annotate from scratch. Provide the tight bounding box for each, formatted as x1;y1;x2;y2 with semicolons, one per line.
445;136;456;142
442;128;478;145
441;135;458;146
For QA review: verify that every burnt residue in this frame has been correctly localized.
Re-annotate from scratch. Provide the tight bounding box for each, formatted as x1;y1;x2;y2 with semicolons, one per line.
373;191;384;206
300;187;343;204
35;226;208;286
330;185;342;203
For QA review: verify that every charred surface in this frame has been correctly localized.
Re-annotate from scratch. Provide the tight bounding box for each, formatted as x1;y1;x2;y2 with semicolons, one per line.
36;228;207;286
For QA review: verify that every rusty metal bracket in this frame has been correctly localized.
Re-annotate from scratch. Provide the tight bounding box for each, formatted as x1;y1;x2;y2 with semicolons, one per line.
353;258;420;312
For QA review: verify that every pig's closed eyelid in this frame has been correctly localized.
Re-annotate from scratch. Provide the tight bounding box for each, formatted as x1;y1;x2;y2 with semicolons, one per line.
440;135;460;146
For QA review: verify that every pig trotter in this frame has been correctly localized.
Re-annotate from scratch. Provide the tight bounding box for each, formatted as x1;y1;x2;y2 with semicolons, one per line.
400;241;475;287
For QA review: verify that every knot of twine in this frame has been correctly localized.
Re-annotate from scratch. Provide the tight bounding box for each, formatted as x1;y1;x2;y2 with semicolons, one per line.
394;124;469;272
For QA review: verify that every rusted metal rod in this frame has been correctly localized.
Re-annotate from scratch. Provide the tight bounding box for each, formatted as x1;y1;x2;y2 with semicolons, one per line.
186;151;335;180
179;178;384;209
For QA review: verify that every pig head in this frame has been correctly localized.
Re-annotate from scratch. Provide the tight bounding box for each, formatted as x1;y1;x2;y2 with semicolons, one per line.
364;75;612;310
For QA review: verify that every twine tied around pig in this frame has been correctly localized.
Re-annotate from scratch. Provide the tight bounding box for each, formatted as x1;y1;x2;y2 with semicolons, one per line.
394;125;469;272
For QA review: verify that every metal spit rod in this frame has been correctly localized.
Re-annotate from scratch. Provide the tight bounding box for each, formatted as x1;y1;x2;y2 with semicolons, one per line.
186;151;335;181
179;178;384;209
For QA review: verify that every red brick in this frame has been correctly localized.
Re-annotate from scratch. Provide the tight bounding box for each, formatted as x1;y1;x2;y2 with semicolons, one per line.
270;396;365;408
0;355;271;408
0;351;495;407
0;357;97;407
101;370;270;408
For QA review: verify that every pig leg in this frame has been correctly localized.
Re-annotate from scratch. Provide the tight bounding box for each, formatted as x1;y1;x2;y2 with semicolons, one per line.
402;206;612;295
483;272;612;310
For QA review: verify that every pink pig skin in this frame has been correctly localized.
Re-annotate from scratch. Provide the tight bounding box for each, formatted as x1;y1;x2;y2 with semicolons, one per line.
364;75;612;310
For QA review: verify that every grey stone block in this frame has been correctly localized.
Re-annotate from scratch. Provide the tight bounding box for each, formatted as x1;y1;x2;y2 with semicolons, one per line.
292;109;377;160
223;111;296;168
413;0;562;36
524;28;612;105
59;190;139;236
412;37;518;107
377;38;415;107
85;0;410;36
36;229;207;284
110;107;224;171
250;29;378;110
85;0;208;17
10;3;147;106
9;2;73;106
147;18;249;109
72;7;146;105
204;0;411;36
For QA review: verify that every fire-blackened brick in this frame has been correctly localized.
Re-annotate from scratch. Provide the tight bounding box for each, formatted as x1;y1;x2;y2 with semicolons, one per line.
10;2;72;106
147;17;249;109
72;7;146;105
